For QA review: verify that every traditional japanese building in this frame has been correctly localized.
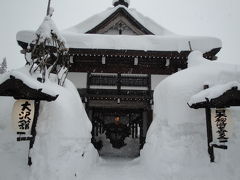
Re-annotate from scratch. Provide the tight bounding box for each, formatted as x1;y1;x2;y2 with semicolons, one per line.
16;0;221;156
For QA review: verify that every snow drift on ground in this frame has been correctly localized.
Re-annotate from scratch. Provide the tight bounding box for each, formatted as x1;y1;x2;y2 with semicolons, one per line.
0;97;30;180
0;68;98;180
141;51;240;180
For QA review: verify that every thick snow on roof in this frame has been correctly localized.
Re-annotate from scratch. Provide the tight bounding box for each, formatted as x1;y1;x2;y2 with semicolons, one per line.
0;67;58;97
17;30;221;53
189;81;240;106
64;5;172;36
16;5;221;52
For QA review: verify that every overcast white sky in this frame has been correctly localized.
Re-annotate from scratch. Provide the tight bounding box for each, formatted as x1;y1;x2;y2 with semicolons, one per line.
0;0;240;69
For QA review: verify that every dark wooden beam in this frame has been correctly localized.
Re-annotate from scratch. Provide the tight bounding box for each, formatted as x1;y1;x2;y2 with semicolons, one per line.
204;85;214;162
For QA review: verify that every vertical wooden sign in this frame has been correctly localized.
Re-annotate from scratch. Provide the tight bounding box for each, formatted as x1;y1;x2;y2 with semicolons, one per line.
12;100;35;133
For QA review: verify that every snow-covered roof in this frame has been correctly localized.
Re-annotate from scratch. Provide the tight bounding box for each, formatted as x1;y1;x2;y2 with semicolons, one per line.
0;67;58;99
17;31;221;53
64;5;172;36
16;5;221;53
188;81;240;106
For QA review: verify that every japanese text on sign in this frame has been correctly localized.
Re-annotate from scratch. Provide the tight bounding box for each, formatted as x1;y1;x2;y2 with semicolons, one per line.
211;108;232;145
12;100;35;133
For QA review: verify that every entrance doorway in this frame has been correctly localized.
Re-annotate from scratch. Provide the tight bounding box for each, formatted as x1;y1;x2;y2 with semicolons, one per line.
90;108;147;157
78;73;153;157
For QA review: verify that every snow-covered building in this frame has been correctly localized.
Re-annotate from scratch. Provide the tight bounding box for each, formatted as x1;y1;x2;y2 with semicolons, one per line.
16;0;222;155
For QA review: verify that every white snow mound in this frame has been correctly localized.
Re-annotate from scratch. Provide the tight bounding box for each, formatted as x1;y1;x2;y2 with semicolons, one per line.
141;54;240;180
0;68;98;180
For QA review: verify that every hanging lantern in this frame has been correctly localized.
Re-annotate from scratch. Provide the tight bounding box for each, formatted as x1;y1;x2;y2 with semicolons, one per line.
12;100;35;133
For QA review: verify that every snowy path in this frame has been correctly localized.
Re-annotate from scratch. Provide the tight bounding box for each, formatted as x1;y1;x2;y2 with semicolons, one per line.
84;157;154;180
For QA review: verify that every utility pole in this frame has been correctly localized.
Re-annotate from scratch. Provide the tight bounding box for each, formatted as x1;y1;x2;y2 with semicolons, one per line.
47;0;52;16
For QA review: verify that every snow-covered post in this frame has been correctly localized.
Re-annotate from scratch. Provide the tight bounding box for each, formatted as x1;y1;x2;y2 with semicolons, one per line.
203;84;215;162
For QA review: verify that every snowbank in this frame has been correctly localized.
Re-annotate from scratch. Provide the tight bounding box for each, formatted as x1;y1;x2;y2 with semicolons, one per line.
141;52;240;179
0;97;30;180
29;78;98;180
0;68;98;180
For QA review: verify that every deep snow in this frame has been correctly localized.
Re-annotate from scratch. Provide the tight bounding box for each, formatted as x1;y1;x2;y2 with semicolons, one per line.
141;52;240;179
0;68;98;180
1;52;240;180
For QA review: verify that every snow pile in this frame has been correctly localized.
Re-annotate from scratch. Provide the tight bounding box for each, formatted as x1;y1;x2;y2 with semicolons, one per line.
141;52;240;179
29;79;98;180
0;68;98;180
0;96;30;180
96;134;140;158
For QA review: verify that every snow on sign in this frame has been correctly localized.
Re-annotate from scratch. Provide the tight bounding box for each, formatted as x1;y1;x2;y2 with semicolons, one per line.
12;100;35;133
211;108;232;145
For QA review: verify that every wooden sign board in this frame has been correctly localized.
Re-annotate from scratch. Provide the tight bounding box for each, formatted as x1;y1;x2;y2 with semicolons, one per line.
12;100;35;133
211;108;232;146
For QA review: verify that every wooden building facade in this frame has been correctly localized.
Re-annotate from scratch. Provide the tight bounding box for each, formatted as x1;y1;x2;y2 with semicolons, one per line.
17;0;221;155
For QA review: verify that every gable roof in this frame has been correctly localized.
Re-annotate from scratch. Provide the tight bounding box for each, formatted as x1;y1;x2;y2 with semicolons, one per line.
64;5;173;36
16;4;221;56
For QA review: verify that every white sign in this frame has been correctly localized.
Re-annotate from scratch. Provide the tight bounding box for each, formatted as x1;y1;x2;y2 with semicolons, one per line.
12;100;35;133
211;108;232;145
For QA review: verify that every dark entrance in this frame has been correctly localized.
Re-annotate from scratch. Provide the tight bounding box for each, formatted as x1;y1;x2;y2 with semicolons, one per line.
79;73;153;157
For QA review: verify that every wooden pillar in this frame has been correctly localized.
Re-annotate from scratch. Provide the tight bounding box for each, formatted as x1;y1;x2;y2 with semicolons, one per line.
117;73;121;95
142;111;148;138
135;123;138;138
28;100;40;166
147;74;151;93
87;109;93;122
87;72;91;91
46;0;52;16
131;123;135;138
204;85;215;162
140;111;148;149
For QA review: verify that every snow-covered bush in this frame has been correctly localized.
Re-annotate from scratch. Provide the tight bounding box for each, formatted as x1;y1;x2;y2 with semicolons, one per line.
25;8;69;85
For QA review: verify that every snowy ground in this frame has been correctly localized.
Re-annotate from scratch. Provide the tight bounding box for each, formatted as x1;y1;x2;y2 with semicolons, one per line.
0;97;30;180
84;157;154;180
